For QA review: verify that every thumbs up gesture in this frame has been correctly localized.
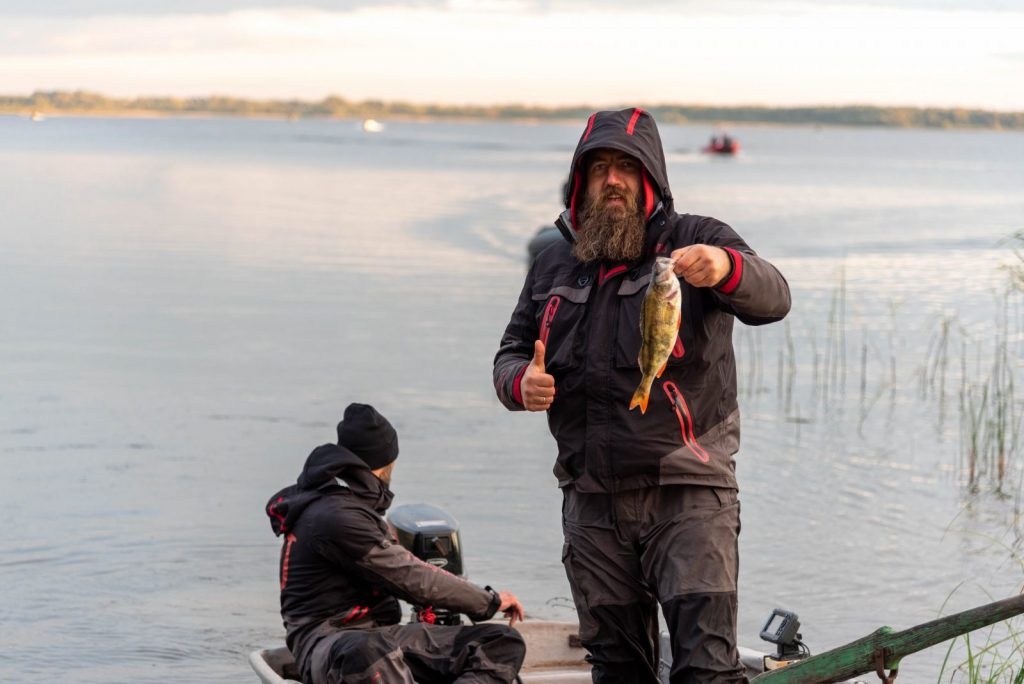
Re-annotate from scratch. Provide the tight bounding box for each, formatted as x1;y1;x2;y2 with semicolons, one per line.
520;340;556;412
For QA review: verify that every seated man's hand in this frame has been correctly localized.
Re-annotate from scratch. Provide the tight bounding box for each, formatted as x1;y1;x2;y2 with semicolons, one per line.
497;591;525;627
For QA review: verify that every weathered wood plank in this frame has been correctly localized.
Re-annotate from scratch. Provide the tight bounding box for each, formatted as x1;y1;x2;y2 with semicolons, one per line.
752;594;1024;684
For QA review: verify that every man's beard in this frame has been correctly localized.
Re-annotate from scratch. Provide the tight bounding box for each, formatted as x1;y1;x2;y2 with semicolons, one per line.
375;463;394;487
572;189;647;264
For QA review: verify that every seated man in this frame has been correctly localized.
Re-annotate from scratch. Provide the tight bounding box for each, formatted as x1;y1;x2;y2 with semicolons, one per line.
266;402;526;683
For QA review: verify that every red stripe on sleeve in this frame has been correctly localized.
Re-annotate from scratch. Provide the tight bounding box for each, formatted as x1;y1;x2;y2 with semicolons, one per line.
512;365;527;406
717;247;744;294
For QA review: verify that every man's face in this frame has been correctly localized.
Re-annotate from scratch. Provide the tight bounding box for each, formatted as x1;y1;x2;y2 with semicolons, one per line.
572;148;647;264
585;149;642;215
374;462;394;487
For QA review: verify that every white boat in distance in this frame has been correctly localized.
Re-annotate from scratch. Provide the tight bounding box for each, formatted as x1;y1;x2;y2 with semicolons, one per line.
362;118;384;133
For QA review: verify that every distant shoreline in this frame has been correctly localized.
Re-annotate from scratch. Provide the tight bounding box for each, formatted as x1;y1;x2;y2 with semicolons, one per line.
4;91;1023;130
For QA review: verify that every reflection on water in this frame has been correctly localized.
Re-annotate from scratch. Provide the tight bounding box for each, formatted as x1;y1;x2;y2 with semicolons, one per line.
1;116;1023;683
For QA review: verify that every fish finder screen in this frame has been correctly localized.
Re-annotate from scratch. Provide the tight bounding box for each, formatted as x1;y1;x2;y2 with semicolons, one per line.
765;613;785;637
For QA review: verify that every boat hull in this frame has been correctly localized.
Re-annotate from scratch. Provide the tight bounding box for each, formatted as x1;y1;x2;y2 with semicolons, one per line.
249;620;780;683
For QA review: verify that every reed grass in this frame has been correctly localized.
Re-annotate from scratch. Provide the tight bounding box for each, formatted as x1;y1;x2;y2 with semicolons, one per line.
734;243;1024;498
935;585;1024;684
938;627;1024;683
730;241;1024;684
953;292;1022;495
824;265;848;401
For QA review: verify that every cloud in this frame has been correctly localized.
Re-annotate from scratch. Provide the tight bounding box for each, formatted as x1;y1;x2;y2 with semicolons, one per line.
1;0;1016;19
1;2;1022;110
0;0;422;17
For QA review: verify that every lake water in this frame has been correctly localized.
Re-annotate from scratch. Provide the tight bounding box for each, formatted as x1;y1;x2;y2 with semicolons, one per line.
2;115;1024;683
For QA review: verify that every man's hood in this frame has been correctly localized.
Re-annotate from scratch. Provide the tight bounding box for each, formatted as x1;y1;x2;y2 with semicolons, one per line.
265;443;393;536
557;107;673;240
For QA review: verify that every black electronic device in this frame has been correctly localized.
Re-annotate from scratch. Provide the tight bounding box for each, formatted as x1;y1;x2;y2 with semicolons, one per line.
759;608;809;669
388;503;465;625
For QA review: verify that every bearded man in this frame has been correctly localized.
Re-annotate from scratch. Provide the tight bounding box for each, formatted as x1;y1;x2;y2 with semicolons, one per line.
493;109;791;683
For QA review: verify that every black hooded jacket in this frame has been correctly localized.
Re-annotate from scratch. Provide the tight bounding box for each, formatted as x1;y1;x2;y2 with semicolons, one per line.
493;108;791;493
266;444;500;669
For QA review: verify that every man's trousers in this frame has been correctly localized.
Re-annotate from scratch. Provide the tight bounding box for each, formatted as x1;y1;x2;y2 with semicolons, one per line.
561;484;747;684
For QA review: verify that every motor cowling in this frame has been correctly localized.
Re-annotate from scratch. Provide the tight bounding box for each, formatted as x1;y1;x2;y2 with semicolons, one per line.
388;503;465;625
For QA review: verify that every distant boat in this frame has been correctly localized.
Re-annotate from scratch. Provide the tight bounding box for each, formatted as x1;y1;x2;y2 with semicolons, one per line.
362;118;384;133
702;134;739;155
30;110;45;122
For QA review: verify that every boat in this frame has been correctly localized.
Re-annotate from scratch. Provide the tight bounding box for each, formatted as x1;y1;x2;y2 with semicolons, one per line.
249;621;596;684
249;503;790;682
30;110;45;122
250;505;1024;682
248;620;780;683
702;134;740;155
362;118;384;133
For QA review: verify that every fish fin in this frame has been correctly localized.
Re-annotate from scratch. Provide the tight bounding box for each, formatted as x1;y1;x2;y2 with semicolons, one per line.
655;361;668;378
629;388;649;414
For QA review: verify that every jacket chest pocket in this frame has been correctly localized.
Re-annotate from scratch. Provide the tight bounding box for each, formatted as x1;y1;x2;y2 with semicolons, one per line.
533;284;591;373
614;274;690;370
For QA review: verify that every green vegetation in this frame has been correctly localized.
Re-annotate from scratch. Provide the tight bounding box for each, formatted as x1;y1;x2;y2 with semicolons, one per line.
3;90;1024;130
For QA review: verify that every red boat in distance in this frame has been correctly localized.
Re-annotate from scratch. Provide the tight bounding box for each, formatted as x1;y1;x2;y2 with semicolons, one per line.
702;133;740;155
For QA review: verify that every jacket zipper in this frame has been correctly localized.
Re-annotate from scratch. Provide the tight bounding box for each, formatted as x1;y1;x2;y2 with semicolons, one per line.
671;334;684;359
662;381;710;463
539;296;561;347
280;533;296;590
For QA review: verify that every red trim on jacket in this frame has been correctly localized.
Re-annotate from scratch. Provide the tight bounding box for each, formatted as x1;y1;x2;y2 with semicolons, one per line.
540;296;561;346
716;247;743;294
569;169;582;230
663;382;711;463
582;113;597;141
268;496;288;531
598;264;627;286
515;296;562;407
642;170;656;219
672;335;685;358
512;365;527;406
336;605;369;625
280;532;296;590
625;108;644;135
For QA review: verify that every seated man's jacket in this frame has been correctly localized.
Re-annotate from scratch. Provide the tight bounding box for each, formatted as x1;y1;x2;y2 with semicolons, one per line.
266;444;500;669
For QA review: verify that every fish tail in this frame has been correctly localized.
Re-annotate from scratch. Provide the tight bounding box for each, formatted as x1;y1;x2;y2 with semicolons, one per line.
629;387;649;414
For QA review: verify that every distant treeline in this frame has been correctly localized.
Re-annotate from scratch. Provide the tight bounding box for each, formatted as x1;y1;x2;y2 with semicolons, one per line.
4;90;1023;130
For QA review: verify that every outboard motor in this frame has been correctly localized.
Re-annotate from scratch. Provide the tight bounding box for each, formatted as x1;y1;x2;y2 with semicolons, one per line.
388;503;465;626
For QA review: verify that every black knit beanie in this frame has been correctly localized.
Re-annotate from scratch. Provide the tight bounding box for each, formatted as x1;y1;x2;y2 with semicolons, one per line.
336;403;399;470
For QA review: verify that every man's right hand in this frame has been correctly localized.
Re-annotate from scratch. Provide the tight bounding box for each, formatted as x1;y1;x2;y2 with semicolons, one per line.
497;591;525;627
520;340;556;412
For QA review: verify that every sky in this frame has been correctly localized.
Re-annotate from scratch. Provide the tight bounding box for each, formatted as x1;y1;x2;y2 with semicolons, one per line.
2;0;1023;111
